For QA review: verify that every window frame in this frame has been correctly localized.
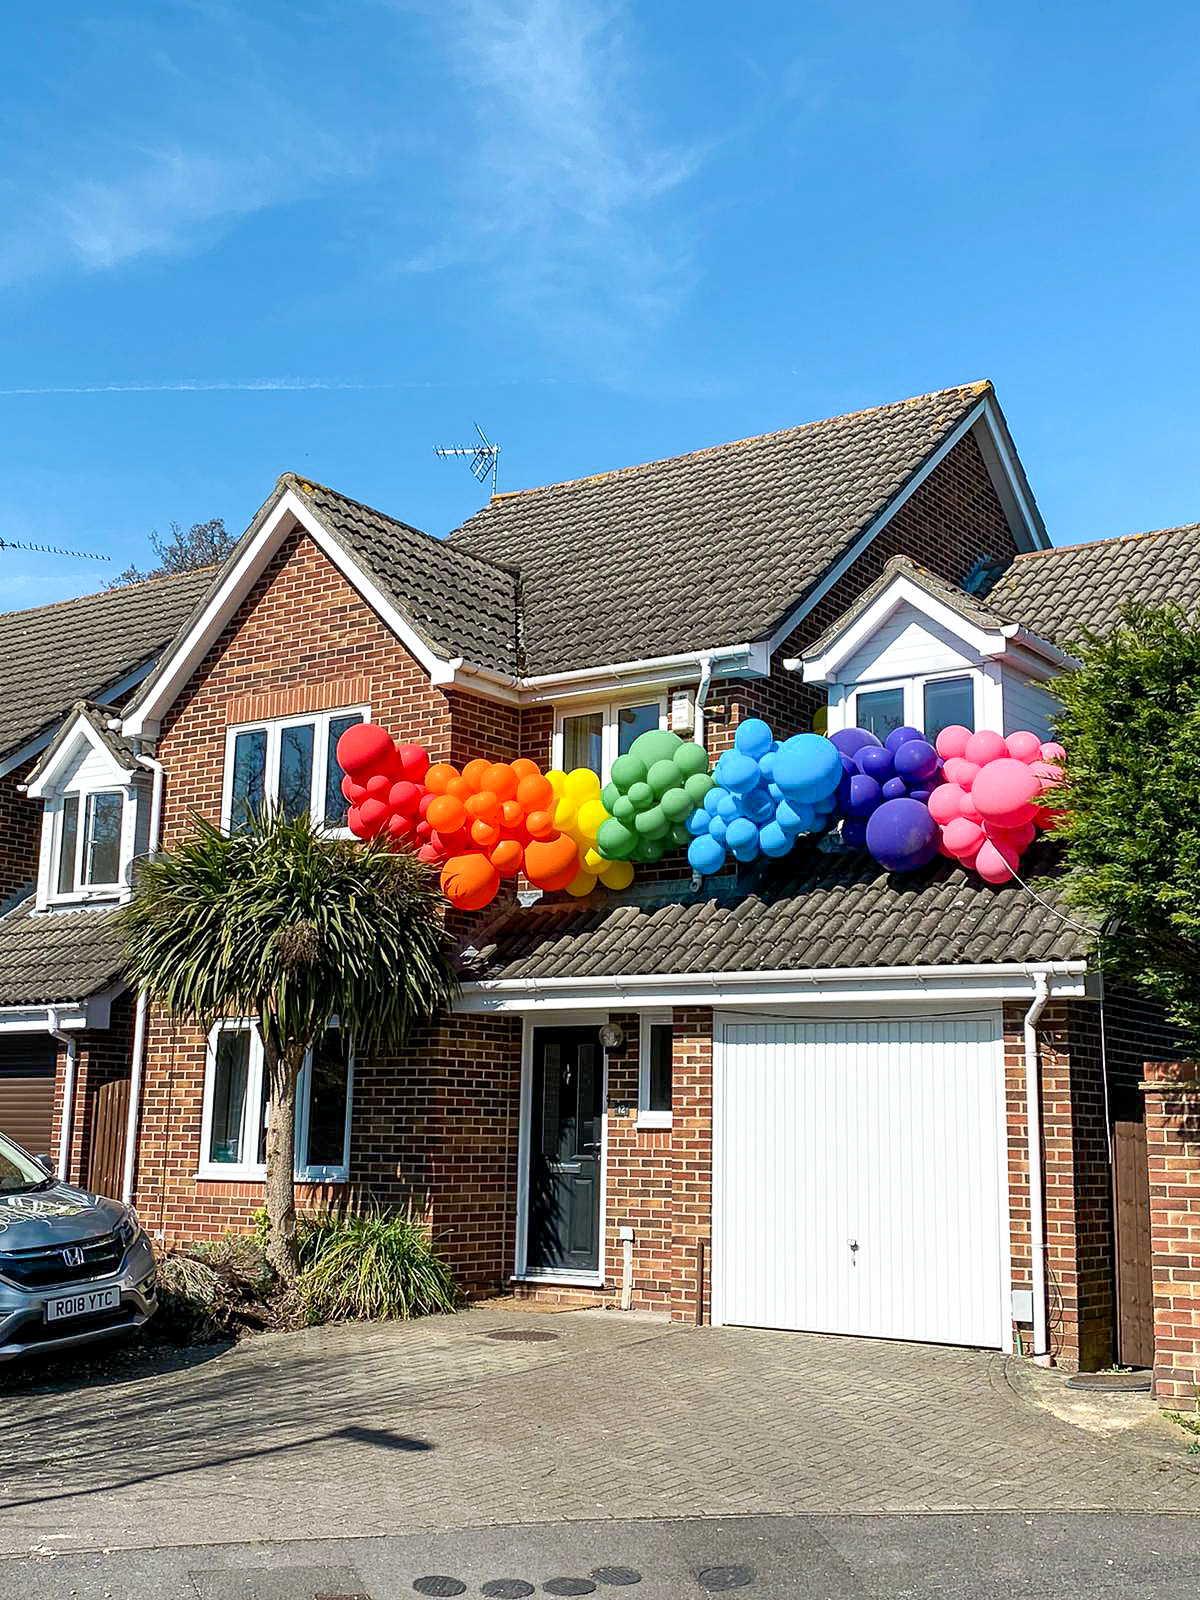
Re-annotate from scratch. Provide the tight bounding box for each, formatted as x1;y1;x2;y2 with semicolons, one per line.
197;1020;355;1183
847;670;982;741
220;705;370;835
47;787;126;902
553;694;668;783
637;1011;673;1130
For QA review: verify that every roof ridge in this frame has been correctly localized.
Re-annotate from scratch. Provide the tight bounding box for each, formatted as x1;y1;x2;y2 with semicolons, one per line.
1007;521;1200;563
0;562;218;624
465;381;991;507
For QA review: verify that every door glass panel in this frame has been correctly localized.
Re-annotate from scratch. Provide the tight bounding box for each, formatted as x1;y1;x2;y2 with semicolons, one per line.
83;792;123;885
209;1030;251;1164
539;1041;563;1158
563;713;603;776
278;723;315;820
57;795;79;894
576;1041;600;1153
325;713;364;827
855;688;905;740
617;702;659;755
647;1023;672;1112
923;676;975;740
231;730;268;831
305;1029;350;1168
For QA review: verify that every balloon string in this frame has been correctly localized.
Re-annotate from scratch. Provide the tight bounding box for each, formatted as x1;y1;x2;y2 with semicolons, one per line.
1001;860;1099;939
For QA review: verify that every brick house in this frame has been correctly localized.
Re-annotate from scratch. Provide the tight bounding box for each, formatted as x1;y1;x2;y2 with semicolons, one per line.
3;380;1196;1373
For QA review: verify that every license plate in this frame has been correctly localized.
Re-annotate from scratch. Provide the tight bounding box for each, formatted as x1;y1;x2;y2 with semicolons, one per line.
45;1286;121;1323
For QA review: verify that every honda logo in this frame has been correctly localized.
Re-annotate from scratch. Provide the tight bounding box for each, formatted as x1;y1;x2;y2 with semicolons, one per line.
60;1246;86;1269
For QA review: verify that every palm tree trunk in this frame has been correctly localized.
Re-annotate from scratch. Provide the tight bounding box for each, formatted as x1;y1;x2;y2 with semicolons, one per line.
263;1035;303;1280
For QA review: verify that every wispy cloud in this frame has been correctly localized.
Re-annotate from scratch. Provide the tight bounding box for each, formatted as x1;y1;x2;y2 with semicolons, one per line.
423;0;703;356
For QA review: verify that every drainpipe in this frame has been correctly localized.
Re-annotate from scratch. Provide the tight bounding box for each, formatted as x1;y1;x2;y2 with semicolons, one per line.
48;1006;77;1181
121;750;164;1206
1024;971;1052;1364
690;655;716;890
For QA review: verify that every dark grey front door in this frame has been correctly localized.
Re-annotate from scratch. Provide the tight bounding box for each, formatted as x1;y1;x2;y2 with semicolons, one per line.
526;1026;603;1274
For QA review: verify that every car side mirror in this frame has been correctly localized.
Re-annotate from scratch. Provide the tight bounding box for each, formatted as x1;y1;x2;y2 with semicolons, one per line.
35;1154;54;1174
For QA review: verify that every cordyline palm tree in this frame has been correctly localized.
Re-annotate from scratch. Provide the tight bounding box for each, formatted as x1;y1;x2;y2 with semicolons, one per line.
118;809;458;1279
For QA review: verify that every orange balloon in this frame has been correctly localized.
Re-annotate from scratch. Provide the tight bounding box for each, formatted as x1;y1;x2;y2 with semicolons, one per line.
445;775;472;800
425;763;458;796
524;833;582;892
482;762;518;800
466;789;501;823
489;838;524;875
462;758;491;791
526;808;556;840
470;818;501;849
510;757;540;780
501;798;524;828
517;772;554;811
426;794;467;833
440;853;501;911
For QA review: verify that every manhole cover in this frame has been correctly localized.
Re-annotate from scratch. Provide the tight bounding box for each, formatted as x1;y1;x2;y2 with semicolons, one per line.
697;1568;755;1592
487;1329;560;1343
414;1579;467;1597
482;1583;535;1598
591;1569;641;1586
543;1582;596;1596
1066;1370;1152;1393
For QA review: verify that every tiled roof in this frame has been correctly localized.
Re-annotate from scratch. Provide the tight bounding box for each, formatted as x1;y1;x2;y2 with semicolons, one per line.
286;476;522;675
0;900;125;1007
449;383;995;674
0;568;215;763
987;522;1200;648
26;701;137;790
463;844;1090;984
801;554;1016;663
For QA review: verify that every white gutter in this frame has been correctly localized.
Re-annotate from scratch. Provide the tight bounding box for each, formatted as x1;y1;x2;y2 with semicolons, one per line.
121;750;164;1206
47;1006;78;1179
1023;971;1052;1362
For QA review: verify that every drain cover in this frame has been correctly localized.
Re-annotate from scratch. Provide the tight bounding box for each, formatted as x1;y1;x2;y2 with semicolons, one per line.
591;1569;641;1586
482;1583;535;1598
543;1582;596;1596
697;1568;755;1592
1066;1370;1152;1393
414;1580;467;1597
487;1329;560;1343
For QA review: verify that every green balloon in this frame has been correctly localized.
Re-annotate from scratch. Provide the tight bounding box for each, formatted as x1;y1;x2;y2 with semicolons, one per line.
633;836;663;863
612;794;636;823
647;758;681;798
684;771;714;805
629;729;681;768
628;780;655;811
601;782;621;812
675;741;709;778
596;817;638;860
661;786;693;822
669;821;693;846
634;804;667;837
610;753;647;791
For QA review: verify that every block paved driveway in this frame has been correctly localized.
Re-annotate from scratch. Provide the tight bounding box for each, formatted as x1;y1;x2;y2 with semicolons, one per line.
2;1306;1198;1556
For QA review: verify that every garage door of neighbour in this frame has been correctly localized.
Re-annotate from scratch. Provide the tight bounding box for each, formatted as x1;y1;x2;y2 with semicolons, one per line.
0;1035;57;1158
713;1015;1008;1349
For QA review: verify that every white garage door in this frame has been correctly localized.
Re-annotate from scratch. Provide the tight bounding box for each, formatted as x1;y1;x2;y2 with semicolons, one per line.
712;1014;1009;1349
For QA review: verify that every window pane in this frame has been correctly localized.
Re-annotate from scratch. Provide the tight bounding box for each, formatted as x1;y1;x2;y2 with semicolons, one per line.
57;796;79;894
279;723;315;820
83;792;123;885
648;1024;672;1113
209;1031;251;1164
258;1066;270;1167
231;730;267;831
305;1029;351;1168
855;688;906;741
325;714;364;828
923;676;975;741
564;712;603;776
617;702;659;756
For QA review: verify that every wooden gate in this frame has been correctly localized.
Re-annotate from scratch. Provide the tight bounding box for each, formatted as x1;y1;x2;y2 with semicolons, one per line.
1113;1119;1155;1370
87;1077;130;1200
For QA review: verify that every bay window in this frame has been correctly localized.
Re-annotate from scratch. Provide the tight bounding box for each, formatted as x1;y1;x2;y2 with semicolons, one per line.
224;708;366;833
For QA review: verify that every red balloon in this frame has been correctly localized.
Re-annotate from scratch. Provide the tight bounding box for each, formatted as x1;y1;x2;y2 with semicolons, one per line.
365;772;391;798
336;722;396;778
342;775;366;804
356;796;391;836
396;743;430;782
389;780;423;815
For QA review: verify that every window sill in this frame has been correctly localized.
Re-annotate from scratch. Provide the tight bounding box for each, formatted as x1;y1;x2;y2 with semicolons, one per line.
194;1169;350;1184
636;1111;673;1131
510;1272;605;1289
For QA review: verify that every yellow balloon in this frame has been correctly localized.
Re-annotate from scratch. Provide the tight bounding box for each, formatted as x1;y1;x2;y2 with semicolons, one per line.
582;846;606;873
576;797;608;838
598;859;634;891
565;868;597;897
553;795;578;830
564;767;600;801
546;769;567;799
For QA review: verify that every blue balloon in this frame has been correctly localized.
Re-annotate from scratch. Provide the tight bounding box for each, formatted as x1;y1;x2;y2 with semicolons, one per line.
716;791;740;820
847;773;882;817
881;776;909;801
831;727;881;757
884;724;925;754
893;738;938;782
857;745;895;783
688;835;727;875
743;786;776;823
725;816;759;852
703;786;722;815
759;751;776;780
865;797;939;873
709;815;728;843
774;733;843;804
717;750;760;794
686;807;711;836
758;821;793;857
734;717;775;758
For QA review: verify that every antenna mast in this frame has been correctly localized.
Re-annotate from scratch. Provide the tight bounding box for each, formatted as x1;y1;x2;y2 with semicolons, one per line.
434;423;500;495
0;536;111;563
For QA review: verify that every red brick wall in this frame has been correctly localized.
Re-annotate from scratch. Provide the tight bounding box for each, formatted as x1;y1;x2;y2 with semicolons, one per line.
1141;1061;1200;1406
47;993;135;1188
603;1013;673;1310
0;761;40;908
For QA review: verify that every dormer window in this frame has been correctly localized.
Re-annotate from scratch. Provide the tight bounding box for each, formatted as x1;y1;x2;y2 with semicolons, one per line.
922;675;975;741
851;672;979;745
223;708;366;833
55;791;124;895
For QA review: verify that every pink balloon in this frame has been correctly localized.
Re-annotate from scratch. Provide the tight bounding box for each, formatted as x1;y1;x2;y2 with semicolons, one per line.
943;816;985;858
1005;730;1043;763
984;818;1036;852
965;729;1008;766
942;757;980;790
975;838;1020;884
971;758;1041;823
1040;741;1066;763
928;783;968;825
1030;760;1063;788
934;724;973;760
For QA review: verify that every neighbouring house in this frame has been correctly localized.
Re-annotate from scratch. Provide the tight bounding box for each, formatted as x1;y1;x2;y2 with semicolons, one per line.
4;381;1198;1376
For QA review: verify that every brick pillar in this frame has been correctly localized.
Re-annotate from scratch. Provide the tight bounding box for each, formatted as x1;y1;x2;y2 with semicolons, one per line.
669;1008;713;1323
1141;1061;1200;1407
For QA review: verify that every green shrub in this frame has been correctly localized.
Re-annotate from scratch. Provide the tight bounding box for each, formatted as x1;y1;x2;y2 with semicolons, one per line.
295;1208;459;1322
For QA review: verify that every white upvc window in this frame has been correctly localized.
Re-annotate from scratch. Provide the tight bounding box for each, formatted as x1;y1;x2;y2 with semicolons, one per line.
198;1020;354;1183
553;694;668;782
638;1011;673;1129
221;706;368;834
846;670;982;744
49;789;125;899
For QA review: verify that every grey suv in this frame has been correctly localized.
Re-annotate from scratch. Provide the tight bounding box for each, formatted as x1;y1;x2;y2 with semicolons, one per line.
0;1130;157;1362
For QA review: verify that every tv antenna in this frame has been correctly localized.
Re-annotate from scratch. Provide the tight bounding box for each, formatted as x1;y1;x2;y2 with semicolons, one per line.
435;423;500;495
0;536;110;563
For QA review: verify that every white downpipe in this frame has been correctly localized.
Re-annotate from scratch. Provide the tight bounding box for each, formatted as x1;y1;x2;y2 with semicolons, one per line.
1024;971;1051;1363
121;751;164;1206
48;1006;77;1180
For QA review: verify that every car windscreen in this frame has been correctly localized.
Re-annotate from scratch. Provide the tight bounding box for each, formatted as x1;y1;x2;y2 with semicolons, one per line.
0;1133;51;1193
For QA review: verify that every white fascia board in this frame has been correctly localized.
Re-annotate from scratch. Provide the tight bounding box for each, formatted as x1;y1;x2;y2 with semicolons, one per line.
972;402;1049;552
798;572;1008;684
122;491;456;738
0;987;118;1034
25;714;135;800
455;960;1089;1013
508;642;766;707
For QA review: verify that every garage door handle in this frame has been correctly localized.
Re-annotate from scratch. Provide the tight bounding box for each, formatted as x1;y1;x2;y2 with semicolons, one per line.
848;1238;858;1253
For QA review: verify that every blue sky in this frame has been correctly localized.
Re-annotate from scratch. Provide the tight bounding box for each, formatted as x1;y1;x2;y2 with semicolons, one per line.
2;0;1198;609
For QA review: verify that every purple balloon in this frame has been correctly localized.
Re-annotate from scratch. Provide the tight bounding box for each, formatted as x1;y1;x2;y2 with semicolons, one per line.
831;726;882;757
846;773;882;818
865;798;940;873
893;738;939;782
884;725;925;753
842;817;869;847
909;787;933;803
857;745;896;783
881;776;909;800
